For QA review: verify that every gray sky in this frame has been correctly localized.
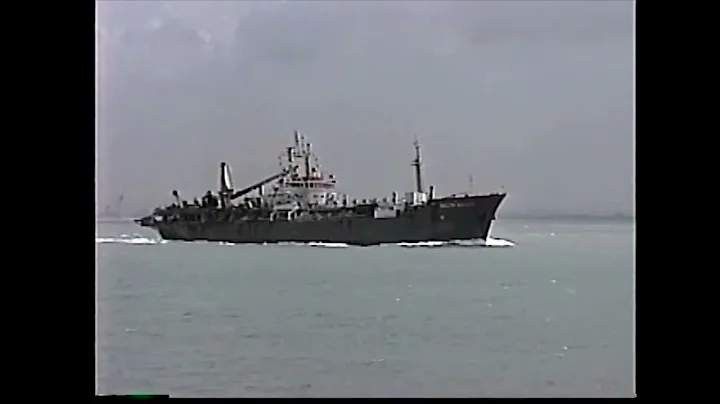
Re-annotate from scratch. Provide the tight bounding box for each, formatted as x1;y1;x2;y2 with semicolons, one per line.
97;0;634;217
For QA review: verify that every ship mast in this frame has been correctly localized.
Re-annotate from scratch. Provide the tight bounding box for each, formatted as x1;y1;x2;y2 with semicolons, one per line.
304;143;311;180
294;130;312;181
412;137;424;193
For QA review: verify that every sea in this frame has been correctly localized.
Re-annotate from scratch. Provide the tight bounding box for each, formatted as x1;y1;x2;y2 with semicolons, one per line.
96;218;635;397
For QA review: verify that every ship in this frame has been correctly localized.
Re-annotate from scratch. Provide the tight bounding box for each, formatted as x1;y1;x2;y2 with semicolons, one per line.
135;131;507;246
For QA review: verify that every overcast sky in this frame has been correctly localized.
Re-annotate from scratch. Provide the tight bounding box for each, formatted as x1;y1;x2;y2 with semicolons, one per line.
97;0;634;217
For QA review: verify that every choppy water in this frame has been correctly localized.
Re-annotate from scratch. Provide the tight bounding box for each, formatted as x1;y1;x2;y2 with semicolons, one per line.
96;218;634;397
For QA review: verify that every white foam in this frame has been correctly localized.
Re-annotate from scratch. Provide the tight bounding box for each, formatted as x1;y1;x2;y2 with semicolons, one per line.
223;237;513;248
396;236;515;248
95;236;513;249
307;242;349;248
484;236;515;247
261;241;348;248
396;241;446;248
243;239;511;248
96;236;166;245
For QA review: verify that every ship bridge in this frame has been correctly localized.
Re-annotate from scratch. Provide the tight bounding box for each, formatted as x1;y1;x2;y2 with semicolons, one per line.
268;131;343;208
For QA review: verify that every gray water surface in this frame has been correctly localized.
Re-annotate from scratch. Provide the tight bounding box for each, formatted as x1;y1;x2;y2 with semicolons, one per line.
96;218;634;397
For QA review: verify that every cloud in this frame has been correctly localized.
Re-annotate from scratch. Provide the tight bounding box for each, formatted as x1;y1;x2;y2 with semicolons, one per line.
98;0;633;216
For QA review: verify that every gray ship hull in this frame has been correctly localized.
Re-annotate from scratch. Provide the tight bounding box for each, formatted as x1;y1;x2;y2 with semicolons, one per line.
144;193;506;246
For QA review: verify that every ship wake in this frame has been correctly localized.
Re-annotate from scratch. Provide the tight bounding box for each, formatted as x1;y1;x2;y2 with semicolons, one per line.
96;234;167;245
394;236;514;248
96;236;514;248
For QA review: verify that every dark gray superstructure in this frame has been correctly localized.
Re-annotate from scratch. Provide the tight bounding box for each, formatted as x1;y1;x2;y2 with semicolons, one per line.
136;131;506;246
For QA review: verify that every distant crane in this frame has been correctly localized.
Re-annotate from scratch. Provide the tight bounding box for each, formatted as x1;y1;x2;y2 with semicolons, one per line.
103;194;125;218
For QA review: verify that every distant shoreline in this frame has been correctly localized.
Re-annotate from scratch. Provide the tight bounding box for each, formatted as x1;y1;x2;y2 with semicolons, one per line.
96;217;134;223
499;215;634;221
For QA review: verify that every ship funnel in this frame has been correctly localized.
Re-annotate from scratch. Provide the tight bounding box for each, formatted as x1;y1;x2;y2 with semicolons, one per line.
392;191;398;204
429;185;435;200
